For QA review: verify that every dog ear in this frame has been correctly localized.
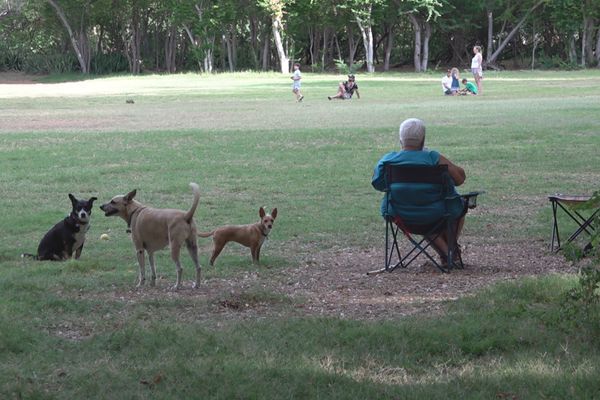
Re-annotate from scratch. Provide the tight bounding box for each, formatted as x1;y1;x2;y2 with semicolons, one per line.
124;189;137;202
68;193;77;205
88;197;98;205
271;208;278;219
259;207;266;218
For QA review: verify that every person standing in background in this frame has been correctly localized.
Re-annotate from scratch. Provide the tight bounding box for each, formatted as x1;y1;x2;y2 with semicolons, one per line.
471;46;483;95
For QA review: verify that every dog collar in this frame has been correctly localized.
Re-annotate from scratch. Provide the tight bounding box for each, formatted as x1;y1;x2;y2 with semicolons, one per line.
126;207;145;233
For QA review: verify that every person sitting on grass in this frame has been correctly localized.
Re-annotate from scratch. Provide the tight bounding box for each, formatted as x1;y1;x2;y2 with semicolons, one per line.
441;69;453;95
459;78;478;95
328;74;360;100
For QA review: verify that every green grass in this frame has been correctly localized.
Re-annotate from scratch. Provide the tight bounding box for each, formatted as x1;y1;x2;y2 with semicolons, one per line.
1;71;599;398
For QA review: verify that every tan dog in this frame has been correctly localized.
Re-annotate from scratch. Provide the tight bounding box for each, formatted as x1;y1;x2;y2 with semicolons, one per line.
100;183;201;290
199;207;277;266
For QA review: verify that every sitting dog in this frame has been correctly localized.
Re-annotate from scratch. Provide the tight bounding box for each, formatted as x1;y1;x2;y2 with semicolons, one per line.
100;183;201;289
199;207;277;266
22;194;97;261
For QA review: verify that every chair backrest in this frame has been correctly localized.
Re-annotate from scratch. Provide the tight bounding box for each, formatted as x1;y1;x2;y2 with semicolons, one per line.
385;164;450;186
383;164;452;218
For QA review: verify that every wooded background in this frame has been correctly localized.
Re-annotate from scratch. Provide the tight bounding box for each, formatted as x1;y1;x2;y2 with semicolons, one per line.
1;0;599;75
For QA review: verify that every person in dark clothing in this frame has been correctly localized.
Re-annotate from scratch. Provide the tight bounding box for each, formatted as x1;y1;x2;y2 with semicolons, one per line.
328;74;360;100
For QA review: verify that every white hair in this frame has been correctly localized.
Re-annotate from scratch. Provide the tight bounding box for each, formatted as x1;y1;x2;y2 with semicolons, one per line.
399;118;425;149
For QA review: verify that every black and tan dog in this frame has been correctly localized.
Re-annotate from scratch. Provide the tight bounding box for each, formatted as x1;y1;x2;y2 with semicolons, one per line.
22;194;97;261
198;207;277;266
100;183;201;290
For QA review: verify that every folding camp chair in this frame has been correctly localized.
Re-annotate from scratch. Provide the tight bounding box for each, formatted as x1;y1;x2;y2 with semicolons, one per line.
548;194;598;253
368;164;482;275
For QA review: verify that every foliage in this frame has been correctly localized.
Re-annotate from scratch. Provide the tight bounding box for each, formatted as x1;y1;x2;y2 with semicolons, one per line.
1;0;600;74
334;58;364;74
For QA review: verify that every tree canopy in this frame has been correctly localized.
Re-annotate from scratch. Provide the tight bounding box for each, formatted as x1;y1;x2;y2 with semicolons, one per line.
1;0;599;74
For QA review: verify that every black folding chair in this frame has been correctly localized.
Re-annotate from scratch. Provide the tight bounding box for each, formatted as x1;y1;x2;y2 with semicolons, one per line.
368;164;482;275
548;194;598;253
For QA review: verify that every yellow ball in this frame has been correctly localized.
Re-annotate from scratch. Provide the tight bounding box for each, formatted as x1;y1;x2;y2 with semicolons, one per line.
100;233;110;241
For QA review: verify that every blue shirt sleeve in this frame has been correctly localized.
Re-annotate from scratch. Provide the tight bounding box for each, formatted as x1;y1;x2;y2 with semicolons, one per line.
371;152;396;191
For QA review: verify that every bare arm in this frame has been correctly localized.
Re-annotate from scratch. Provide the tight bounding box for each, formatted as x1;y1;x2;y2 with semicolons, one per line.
355;89;360;99
438;154;466;186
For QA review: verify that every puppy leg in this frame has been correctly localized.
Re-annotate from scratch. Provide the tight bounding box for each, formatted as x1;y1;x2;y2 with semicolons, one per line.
186;238;201;289
136;248;146;287
170;244;183;290
209;240;226;266
148;252;157;287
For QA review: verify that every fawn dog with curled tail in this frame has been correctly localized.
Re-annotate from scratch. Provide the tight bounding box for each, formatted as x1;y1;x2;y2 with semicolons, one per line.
199;207;277;266
100;183;201;290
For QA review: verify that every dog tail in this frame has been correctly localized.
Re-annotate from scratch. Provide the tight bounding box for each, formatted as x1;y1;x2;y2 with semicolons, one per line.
21;253;38;260
197;231;214;238
184;182;201;223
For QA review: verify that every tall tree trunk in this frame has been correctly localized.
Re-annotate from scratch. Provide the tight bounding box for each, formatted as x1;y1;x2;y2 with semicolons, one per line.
355;7;375;73
421;21;431;71
487;0;545;65
165;26;177;73
409;14;422;72
261;27;270;71
582;16;596;66
383;25;394;71
46;0;89;73
486;10;493;63
568;34;577;64
595;25;600;66
347;24;359;68
272;15;289;74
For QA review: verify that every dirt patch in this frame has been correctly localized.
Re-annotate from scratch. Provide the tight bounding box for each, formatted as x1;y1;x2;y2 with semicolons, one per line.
84;237;575;322
0;71;41;84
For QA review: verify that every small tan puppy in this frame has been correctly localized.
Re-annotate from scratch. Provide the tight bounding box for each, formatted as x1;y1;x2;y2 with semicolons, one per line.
199;207;277;266
100;183;201;290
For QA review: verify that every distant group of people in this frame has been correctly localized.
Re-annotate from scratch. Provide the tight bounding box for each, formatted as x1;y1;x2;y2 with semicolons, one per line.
291;45;484;102
441;46;483;96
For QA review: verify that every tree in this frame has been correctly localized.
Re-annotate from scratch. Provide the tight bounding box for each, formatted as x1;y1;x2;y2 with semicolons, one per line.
259;0;289;73
46;0;91;73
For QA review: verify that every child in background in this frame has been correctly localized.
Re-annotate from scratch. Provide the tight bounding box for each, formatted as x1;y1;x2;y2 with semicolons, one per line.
460;78;478;95
291;63;304;102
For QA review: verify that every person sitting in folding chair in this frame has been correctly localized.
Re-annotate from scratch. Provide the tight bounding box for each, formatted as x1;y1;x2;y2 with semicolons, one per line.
371;118;467;269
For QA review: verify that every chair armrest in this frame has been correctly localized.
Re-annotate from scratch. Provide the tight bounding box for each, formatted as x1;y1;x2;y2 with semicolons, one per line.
461;191;485;209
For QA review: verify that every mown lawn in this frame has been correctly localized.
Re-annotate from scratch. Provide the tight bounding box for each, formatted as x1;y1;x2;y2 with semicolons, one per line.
0;70;599;398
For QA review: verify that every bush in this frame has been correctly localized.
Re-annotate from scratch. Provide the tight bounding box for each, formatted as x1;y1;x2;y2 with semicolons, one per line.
334;59;364;75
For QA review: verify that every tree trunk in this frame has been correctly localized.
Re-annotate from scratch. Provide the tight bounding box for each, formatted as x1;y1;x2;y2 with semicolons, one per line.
272;15;289;74
409;14;422;72
384;26;393;71
568;34;577;64
486;10;493;63
46;0;89;73
261;27;270;71
355;8;375;73
583;16;596;66
347;24;359;68
421;21;431;71
165;26;177;73
487;0;545;65
596;25;600;66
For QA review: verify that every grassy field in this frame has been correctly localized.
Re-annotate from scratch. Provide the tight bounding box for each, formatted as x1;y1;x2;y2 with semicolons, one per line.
1;70;599;398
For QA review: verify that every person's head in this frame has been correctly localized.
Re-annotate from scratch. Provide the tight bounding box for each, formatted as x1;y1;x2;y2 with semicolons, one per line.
293;63;300;70
462;78;467;84
473;45;481;54
399;118;426;150
450;67;459;77
446;69;451;77
347;74;355;83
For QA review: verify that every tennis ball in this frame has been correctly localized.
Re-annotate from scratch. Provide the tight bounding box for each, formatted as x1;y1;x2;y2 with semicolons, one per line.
100;233;110;241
